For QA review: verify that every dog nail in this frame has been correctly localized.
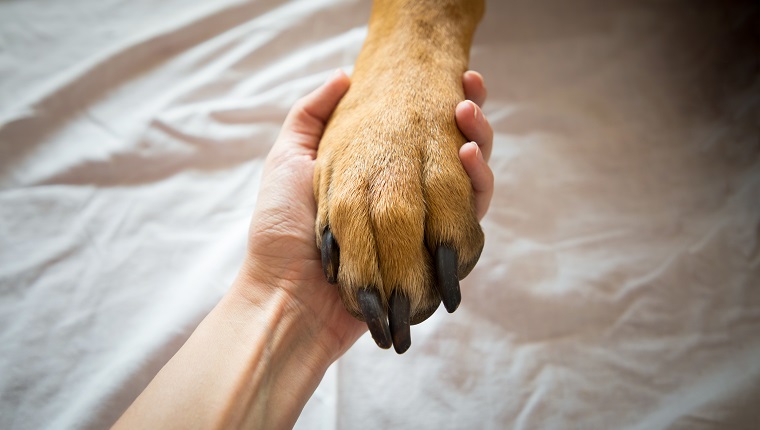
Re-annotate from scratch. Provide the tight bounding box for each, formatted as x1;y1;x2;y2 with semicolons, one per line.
388;291;411;354
321;228;340;284
434;246;461;313
357;287;392;349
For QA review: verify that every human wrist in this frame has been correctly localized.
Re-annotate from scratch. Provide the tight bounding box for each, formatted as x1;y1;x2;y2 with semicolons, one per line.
218;275;336;428
228;268;339;367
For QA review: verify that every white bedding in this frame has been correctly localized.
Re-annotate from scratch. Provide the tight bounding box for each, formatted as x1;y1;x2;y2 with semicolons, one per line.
1;0;759;428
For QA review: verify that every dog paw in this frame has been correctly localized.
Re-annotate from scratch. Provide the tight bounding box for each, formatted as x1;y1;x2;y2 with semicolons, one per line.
313;79;484;354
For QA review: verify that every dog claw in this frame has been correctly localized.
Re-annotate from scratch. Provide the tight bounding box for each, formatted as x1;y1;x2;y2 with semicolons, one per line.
357;287;392;349
388;291;411;354
321;228;340;284
434;246;461;313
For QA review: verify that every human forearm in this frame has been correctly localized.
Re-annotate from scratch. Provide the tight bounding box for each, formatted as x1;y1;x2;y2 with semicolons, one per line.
113;277;334;430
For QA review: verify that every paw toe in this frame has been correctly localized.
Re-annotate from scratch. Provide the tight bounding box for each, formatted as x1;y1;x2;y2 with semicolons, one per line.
388;290;411;354
434;245;461;313
321;227;340;284
357;287;392;349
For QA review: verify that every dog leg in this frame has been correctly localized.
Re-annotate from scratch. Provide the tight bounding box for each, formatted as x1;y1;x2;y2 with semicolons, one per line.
314;0;485;353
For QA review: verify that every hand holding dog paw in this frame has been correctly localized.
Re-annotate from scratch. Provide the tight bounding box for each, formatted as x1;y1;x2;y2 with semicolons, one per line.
234;69;494;358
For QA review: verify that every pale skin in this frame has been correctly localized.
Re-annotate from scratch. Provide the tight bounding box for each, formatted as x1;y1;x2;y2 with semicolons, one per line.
113;70;494;430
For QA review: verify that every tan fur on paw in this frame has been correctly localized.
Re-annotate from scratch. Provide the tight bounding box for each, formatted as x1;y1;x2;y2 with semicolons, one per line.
313;0;485;354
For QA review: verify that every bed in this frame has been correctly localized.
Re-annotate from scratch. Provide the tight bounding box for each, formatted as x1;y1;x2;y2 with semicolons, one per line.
1;0;758;428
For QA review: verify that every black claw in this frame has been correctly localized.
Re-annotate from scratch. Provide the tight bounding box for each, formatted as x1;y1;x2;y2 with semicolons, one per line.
357;287;392;349
434;246;461;313
388;291;411;354
321;228;340;284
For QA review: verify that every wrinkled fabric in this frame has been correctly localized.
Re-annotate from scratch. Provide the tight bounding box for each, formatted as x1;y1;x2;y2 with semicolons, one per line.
1;0;758;429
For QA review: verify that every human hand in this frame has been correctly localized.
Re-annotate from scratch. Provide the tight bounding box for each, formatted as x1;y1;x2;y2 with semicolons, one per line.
233;69;494;361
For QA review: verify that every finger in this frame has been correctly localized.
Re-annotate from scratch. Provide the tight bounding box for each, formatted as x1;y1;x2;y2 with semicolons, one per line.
459;142;494;220
456;100;493;162
278;70;351;152
462;70;487;107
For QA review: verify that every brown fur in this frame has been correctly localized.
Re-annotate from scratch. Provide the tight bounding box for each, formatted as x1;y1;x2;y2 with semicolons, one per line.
314;0;485;324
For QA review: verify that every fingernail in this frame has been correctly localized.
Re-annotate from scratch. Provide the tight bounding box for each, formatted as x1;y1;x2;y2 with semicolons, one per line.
471;142;484;161
469;100;479;120
326;69;340;84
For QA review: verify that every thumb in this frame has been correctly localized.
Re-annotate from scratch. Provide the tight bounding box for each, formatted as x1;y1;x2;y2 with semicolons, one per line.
277;70;351;153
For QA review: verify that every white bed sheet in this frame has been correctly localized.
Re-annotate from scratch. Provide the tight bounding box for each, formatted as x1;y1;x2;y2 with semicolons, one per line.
1;0;759;429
